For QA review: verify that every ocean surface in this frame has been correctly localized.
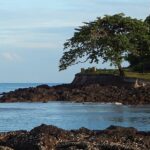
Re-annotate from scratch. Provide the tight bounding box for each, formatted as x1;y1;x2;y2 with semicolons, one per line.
0;83;59;93
0;83;149;132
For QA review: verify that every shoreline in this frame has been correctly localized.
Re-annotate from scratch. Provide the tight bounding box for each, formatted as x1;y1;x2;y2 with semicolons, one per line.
0;124;149;150
0;83;150;105
1;100;150;106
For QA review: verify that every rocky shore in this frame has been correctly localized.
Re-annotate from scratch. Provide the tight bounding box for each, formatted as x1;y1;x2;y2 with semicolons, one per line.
0;74;150;104
0;124;149;150
0;83;150;105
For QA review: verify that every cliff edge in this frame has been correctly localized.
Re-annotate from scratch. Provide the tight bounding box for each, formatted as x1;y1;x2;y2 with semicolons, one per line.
0;74;150;104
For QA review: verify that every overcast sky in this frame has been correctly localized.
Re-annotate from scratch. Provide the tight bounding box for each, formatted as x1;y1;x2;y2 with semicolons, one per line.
0;0;150;83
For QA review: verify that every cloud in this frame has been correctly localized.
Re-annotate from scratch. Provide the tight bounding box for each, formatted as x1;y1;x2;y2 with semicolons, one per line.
0;26;74;49
1;52;22;61
0;0;149;51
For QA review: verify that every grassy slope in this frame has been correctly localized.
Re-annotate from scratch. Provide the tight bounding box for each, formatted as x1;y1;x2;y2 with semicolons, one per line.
81;69;150;80
125;71;150;80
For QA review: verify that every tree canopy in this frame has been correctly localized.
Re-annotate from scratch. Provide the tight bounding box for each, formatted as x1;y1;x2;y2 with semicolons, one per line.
59;13;150;76
126;15;150;72
145;15;150;25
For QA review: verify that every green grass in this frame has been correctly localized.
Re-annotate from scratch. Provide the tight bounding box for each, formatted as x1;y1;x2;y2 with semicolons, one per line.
125;71;150;80
80;68;150;80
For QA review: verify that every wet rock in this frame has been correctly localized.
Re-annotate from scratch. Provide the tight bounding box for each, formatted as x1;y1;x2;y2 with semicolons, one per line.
0;124;149;150
0;82;150;105
0;146;14;150
98;142;135;150
56;142;88;150
37;85;50;89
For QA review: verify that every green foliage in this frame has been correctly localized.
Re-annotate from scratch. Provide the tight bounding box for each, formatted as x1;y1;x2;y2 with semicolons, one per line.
126;14;150;72
125;71;150;80
80;68;150;81
59;13;150;76
81;68;119;75
145;15;150;25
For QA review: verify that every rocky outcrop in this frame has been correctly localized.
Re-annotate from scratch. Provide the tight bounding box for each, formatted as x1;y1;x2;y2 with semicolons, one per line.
72;74;126;86
0;124;149;150
72;73;150;87
0;84;70;103
0;82;150;105
0;146;14;150
0;74;150;104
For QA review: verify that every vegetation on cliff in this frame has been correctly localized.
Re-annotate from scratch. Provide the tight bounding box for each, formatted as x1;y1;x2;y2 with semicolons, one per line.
80;67;150;80
59;13;150;77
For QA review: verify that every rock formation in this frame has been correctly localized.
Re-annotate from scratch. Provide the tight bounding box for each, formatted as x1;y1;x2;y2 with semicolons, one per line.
0;74;150;104
0;124;149;150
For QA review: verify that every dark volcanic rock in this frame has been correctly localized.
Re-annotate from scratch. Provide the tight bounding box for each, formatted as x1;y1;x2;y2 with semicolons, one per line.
72;73;125;86
0;124;149;150
0;74;150;105
0;146;14;150
36;84;50;89
0;83;150;104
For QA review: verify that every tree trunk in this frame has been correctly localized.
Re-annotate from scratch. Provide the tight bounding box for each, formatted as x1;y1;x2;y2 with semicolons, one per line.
118;64;125;77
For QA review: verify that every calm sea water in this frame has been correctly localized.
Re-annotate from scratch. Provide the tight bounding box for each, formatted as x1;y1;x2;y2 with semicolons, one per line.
0;83;59;93
0;83;149;132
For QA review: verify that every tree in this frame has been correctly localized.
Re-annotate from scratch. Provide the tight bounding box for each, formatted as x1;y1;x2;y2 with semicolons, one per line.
126;15;150;72
59;13;148;76
145;15;150;25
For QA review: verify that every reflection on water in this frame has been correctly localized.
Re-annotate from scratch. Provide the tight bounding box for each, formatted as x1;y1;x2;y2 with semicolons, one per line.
0;102;149;132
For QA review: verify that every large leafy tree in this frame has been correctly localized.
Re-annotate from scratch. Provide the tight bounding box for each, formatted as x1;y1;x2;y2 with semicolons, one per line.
59;13;148;76
145;15;150;25
126;15;150;72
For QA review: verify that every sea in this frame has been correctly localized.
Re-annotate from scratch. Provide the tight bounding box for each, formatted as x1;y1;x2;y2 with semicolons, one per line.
0;83;149;132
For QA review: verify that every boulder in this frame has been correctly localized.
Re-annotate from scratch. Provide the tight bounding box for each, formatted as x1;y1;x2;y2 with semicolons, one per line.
0;124;149;150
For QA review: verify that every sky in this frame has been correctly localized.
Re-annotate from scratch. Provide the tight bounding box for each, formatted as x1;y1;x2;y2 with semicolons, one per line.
0;0;150;83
